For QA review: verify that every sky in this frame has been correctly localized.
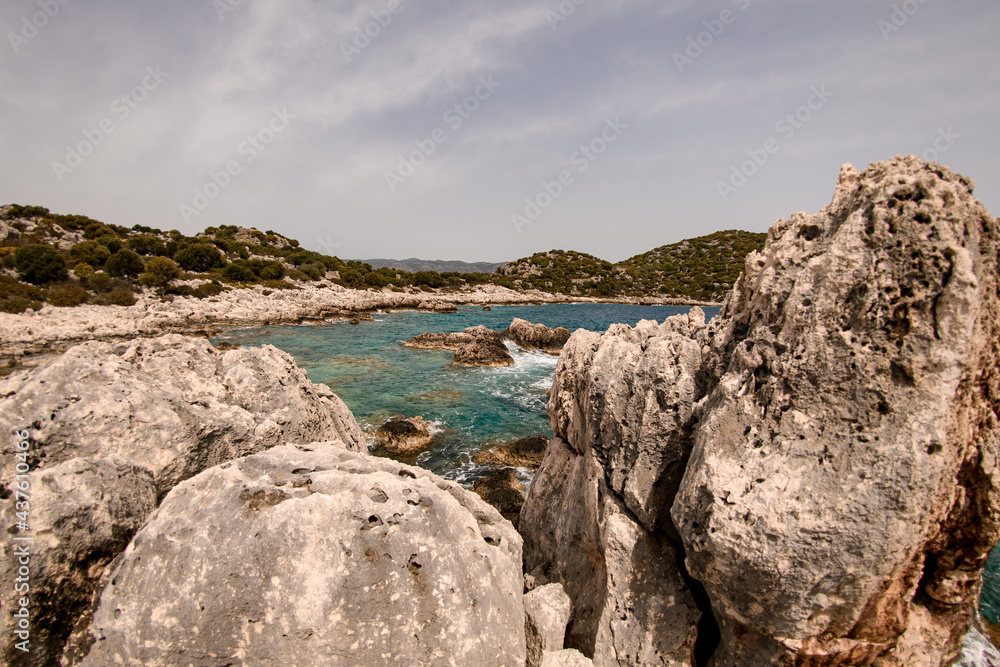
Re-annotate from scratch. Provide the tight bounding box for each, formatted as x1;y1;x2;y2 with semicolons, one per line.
1;0;998;263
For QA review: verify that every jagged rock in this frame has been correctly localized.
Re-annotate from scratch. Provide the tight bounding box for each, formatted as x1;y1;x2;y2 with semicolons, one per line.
405;326;515;367
505;318;572;353
0;457;158;666
521;437;702;665
525;583;573;667
522;156;1000;666
472;468;526;526
540;650;595;667
0;334;365;494
473;435;550;469
673;158;1000;665
484;306;492;311
372;416;437;455
79;444;526;667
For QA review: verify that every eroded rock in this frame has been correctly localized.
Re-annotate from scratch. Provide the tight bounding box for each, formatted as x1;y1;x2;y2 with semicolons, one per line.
525;583;573;667
80;444;526;667
473;435;550;469
372;416;437;455
472;468;526;527
505;318;571;354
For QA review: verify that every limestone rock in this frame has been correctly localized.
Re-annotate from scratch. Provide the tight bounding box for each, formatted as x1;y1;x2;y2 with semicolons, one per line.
80;443;526;667
505;318;572;353
540;650;595;667
673;157;1000;664
521;437;702;665
0;456;158;667
472;468;526;527
525;583;573;667
473;435;550;469
0;334;365;494
373;415;437;455
405;326;515;367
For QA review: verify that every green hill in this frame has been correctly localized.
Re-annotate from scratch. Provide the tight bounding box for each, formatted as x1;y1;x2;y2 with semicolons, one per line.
0;204;765;313
493;231;767;302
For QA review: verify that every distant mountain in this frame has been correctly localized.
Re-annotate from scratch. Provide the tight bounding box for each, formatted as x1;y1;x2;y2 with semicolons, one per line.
357;258;504;274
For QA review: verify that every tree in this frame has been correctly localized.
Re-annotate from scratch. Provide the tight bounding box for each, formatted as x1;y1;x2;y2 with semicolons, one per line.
69;241;111;267
174;243;225;272
106;249;145;278
14;245;66;285
139;257;181;288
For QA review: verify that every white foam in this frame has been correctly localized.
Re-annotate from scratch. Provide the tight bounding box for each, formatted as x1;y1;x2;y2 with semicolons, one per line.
956;620;1000;667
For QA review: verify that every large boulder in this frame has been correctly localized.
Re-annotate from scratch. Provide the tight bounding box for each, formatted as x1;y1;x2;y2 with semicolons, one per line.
505;318;571;354
372;415;438;456
525;583;573;667
473;435;550;469
520;157;1000;665
80;443;526;667
0;457;158;667
472;468;526;527
0;334;365;493
0;334;366;665
405;326;514;367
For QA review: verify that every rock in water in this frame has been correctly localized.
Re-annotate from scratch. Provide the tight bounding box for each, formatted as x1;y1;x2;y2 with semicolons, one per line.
405;325;515;367
473;468;526;526
505;318;572;354
474;435;550;469
80;444;526;667
373;415;437;455
521;157;1000;665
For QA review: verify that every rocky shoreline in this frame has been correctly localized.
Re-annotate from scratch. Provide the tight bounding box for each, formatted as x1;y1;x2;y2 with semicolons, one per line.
0;281;717;359
2;157;999;666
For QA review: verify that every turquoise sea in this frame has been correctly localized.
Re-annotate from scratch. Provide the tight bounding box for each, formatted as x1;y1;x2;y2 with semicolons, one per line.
210;302;1000;623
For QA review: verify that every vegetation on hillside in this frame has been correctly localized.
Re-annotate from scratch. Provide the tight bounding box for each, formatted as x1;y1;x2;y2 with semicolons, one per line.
494;231;767;302
0;204;766;313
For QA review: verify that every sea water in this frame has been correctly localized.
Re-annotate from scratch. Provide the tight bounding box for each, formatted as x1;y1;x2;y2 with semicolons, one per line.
211;301;1000;623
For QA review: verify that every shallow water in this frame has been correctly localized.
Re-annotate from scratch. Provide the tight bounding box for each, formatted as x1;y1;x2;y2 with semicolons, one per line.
211;301;1000;624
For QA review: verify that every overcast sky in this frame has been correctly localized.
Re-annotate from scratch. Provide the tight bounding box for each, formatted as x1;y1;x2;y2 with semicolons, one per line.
1;0;997;262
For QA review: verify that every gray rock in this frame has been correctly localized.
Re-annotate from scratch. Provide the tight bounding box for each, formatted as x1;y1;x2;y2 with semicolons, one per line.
405;326;515;367
0;457;158;666
80;443;526;667
525;583;573;667
0;334;365;494
505;318;571;354
521;437;701;665
473;435;550;469
673;158;1000;664
372;415;437;455
540;650;595;667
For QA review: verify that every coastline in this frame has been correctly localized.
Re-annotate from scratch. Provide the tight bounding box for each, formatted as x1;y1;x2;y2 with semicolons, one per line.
0;280;719;359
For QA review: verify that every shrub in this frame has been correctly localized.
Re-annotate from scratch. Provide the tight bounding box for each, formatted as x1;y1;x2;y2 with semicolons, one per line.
47;282;89;307
14;245;66;285
192;282;226;298
106;249;145;278
83;222;113;240
139;257;181;288
174;243;225;272
89;271;112;292
413;271;444;288
0;275;44;313
92;287;136;307
261;279;297;291
2;204;50;220
97;234;121;254
222;263;256;283
364;271;390;288
73;263;95;280
70;241;111;267
128;234;168;257
258;261;284;281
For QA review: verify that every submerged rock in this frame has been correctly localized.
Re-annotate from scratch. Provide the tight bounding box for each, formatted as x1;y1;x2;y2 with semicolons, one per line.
472;468;526;527
521;157;1000;665
372;415;437;455
474;435;550;469
505;318;571;354
80;444;526;667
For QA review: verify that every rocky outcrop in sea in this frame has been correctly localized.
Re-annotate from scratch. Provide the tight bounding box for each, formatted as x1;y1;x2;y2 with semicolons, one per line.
404;319;571;367
520;157;1000;665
